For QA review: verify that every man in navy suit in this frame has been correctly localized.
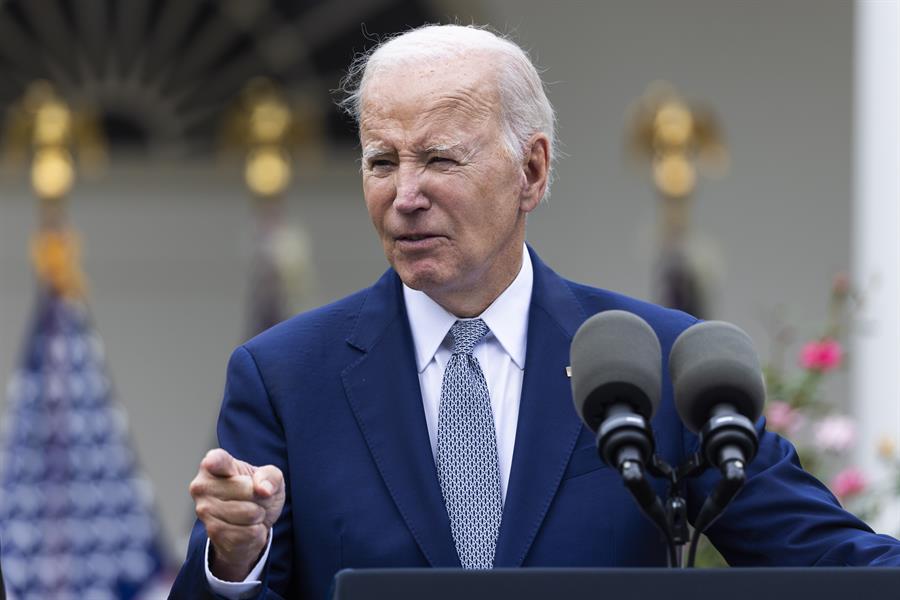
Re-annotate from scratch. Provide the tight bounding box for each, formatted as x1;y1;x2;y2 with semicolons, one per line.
170;24;900;600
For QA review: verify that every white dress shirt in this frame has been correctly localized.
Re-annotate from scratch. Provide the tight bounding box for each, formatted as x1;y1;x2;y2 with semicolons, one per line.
404;248;532;501
207;249;533;597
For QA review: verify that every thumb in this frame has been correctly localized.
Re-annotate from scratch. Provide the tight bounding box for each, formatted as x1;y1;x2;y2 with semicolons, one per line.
252;465;284;500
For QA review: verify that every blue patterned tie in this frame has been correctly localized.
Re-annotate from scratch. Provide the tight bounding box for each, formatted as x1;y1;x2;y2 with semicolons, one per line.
436;319;503;569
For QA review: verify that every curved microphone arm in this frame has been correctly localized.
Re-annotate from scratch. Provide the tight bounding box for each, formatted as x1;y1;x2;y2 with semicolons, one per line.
686;459;747;567
594;415;679;568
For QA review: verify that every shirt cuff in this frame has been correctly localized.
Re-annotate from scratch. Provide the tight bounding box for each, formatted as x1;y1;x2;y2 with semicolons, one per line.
204;529;273;600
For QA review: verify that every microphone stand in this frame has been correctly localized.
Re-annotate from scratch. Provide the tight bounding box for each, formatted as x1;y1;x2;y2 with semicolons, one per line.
680;410;758;567
617;455;679;568
596;418;679;568
607;420;757;568
685;459;746;567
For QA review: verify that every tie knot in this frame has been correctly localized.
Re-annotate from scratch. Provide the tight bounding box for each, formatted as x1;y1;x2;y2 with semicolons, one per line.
450;319;489;355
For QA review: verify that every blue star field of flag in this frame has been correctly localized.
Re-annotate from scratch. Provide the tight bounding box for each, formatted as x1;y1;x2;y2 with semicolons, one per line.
0;293;168;599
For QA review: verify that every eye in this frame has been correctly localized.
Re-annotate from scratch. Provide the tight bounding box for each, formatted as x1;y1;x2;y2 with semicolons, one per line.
428;156;456;167
368;158;396;172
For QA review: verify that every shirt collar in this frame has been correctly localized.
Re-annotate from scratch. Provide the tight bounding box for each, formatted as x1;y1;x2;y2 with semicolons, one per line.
403;247;533;373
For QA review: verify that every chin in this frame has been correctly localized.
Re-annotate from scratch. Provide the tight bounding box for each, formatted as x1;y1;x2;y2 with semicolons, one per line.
394;262;453;294
397;270;443;293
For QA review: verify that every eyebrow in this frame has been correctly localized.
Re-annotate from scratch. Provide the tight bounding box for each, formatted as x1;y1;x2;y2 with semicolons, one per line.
423;142;465;154
360;141;472;163
362;145;391;162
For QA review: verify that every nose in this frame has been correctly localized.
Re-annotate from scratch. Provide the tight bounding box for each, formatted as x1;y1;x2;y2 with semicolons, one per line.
393;164;429;214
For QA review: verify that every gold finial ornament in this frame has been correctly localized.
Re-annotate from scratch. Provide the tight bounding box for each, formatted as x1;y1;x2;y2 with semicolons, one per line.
249;97;292;144
627;82;729;200
222;78;294;199
245;146;291;197
653;152;696;200
240;80;292;199
220;77;324;200
220;78;322;335
4;80;107;186
31;147;75;200
654;100;694;149
626;83;729;319
3;80;107;299
33;100;72;147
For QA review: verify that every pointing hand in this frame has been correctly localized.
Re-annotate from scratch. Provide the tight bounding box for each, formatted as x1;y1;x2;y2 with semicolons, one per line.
189;448;285;581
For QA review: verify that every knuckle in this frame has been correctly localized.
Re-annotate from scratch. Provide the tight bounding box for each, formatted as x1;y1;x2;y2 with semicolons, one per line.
254;505;267;523
263;508;281;528
250;523;268;541
257;464;279;479
237;476;256;499
188;478;206;498
261;493;285;510
195;499;217;523
206;448;228;464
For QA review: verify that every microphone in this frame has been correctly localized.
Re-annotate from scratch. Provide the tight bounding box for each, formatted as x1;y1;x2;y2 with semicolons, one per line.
668;320;765;472
570;310;662;471
668;320;766;566
571;310;678;566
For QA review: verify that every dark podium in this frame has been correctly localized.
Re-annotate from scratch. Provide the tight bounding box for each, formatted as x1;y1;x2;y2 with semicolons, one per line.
332;568;900;600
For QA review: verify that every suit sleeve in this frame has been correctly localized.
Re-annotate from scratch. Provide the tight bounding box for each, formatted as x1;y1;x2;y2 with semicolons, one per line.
170;345;295;599
686;417;900;566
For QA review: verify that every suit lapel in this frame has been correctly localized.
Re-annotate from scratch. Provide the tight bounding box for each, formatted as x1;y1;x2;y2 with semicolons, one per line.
341;250;592;569
341;270;460;567
494;248;588;567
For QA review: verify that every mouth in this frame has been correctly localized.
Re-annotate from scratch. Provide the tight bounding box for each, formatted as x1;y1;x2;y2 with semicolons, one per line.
394;234;445;250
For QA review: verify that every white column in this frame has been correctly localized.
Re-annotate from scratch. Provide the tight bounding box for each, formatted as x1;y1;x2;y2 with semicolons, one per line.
852;0;900;525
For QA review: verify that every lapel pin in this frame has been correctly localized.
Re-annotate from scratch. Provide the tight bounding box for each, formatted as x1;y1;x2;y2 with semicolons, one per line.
565;366;572;378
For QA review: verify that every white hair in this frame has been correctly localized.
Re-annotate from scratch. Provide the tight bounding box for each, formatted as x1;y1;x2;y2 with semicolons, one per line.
337;24;558;192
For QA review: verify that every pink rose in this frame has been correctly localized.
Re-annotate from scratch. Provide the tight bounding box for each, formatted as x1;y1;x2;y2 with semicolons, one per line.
814;415;857;452
799;338;843;372
829;467;866;500
765;400;802;436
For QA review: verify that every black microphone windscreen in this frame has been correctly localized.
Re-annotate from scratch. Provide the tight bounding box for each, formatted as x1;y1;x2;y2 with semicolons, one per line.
570;310;662;431
669;321;766;433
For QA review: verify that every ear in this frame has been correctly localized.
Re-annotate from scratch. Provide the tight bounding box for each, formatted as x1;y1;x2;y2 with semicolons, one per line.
519;133;551;213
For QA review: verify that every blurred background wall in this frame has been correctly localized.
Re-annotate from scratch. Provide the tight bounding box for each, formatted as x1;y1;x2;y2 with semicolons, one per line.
0;0;891;565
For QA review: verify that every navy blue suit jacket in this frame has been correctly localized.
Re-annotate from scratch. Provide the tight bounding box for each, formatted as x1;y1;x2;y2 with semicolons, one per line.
171;248;900;599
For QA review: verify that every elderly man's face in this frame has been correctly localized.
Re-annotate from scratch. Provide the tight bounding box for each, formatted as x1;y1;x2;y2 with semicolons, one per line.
359;54;539;313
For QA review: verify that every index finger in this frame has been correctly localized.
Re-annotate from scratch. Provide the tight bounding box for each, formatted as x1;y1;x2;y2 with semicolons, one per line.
201;448;239;478
192;474;255;502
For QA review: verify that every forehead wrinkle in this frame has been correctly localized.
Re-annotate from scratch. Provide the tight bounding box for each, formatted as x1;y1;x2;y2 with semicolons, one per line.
417;88;496;128
360;65;500;158
412;97;495;152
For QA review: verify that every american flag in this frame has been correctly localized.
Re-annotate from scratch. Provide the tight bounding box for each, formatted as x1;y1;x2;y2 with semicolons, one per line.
0;291;169;599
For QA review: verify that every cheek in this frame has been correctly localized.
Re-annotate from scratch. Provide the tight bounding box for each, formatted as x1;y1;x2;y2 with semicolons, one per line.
363;181;395;230
417;172;455;199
